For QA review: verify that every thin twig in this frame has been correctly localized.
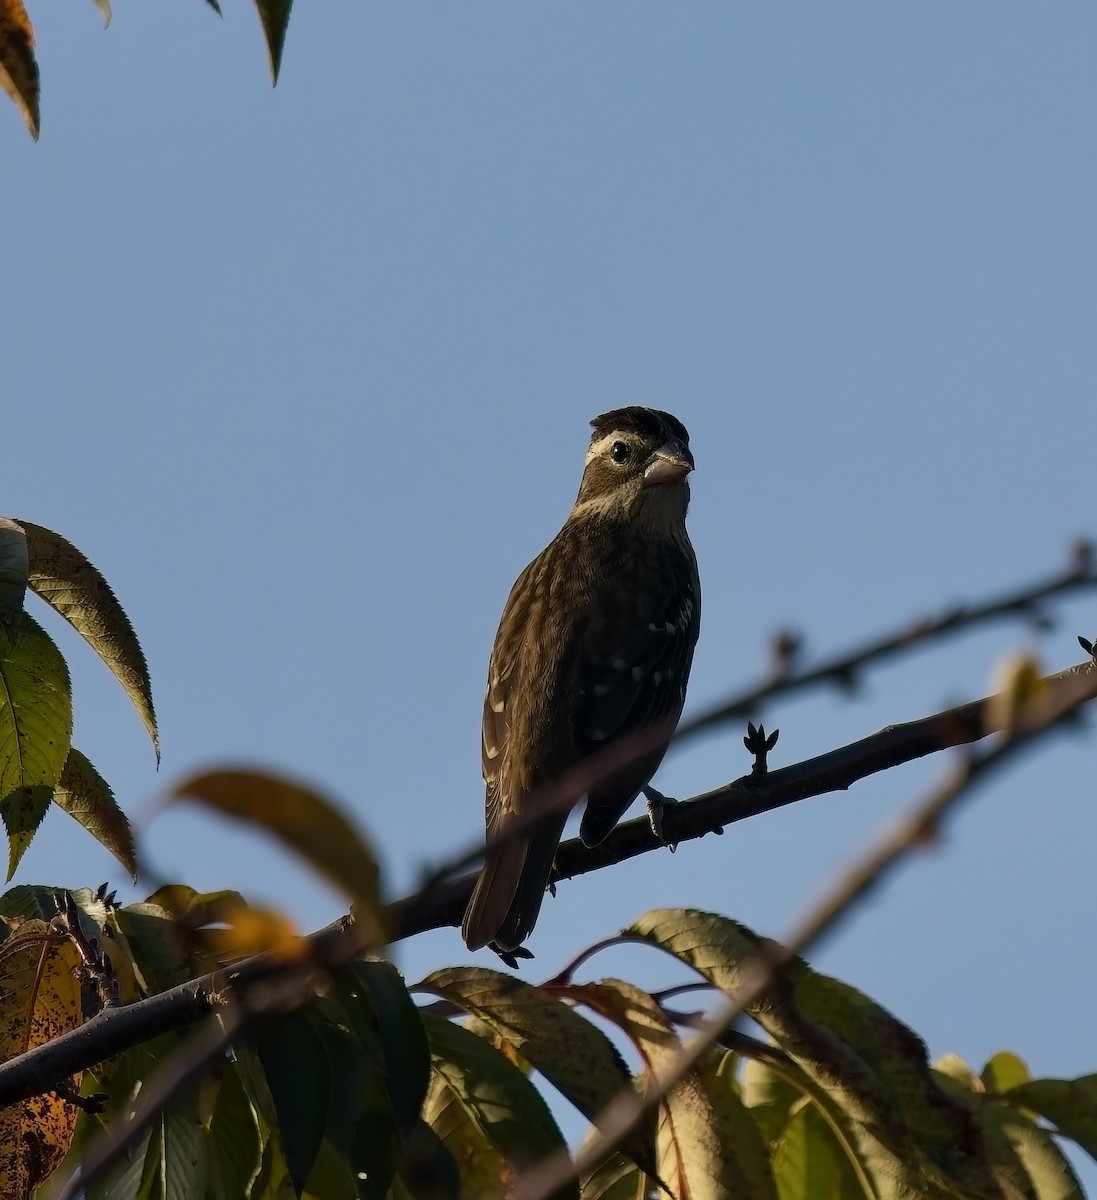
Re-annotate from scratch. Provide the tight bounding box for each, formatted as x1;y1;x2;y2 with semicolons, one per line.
676;538;1095;740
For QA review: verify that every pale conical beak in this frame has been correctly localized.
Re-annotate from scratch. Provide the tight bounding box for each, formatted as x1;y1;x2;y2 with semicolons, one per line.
642;440;694;487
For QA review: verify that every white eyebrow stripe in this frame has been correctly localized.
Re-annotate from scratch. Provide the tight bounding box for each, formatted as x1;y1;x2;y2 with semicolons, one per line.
586;431;632;464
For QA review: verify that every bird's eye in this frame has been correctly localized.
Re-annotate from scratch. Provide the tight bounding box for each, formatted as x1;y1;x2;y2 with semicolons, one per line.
610;441;632;464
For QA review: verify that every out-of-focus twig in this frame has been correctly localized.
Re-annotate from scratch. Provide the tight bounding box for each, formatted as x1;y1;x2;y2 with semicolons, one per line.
677;538;1095;740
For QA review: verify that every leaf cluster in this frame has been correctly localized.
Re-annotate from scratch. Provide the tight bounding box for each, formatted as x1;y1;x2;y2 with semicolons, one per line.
0;518;155;883
11;900;1093;1200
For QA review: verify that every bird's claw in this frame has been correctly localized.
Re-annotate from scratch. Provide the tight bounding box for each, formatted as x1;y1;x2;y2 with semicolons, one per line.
490;942;535;970
643;786;678;851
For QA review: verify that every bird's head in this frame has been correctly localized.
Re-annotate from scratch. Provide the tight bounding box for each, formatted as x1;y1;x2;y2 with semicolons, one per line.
573;407;694;529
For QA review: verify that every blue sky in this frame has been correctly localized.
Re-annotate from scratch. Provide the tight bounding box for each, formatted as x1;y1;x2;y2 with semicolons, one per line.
7;1;1097;1180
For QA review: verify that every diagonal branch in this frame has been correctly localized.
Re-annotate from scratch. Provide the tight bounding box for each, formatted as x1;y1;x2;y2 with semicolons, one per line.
0;659;1092;1112
392;657;1097;938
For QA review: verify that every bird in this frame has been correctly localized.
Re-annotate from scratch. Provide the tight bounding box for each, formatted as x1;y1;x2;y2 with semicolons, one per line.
461;406;700;961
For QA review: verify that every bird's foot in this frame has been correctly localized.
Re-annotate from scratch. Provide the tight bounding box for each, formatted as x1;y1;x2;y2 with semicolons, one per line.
643;786;678;851
490;942;535;970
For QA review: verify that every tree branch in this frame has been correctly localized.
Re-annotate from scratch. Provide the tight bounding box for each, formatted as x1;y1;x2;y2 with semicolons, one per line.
0;656;1090;1112
392;657;1097;938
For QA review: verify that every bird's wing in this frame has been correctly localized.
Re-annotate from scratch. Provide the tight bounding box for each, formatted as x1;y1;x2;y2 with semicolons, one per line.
575;545;700;844
465;550;573;952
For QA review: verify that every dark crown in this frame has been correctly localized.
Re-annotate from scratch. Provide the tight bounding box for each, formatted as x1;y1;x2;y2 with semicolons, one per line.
590;407;690;447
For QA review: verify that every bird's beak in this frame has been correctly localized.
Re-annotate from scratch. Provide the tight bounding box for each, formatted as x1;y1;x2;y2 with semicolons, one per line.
642;440;694;487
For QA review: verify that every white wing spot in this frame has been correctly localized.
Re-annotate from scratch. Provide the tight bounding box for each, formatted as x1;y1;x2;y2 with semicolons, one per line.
612;657;628;670
491;696;505;713
653;671;663;685
665;621;676;634
648;622;662;633
590;729;606;740
593;683;610;696
631;666;644;682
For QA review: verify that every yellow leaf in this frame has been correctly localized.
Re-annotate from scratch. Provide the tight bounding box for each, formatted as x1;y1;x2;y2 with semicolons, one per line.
196;897;304;964
988;653;1046;737
169;768;386;946
0;921;83;1195
0;0;38;140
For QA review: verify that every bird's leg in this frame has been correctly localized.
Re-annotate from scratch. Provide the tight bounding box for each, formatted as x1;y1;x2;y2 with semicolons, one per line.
643;785;678;851
490;941;534;969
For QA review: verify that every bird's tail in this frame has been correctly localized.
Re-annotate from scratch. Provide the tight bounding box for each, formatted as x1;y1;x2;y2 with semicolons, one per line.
462;817;565;954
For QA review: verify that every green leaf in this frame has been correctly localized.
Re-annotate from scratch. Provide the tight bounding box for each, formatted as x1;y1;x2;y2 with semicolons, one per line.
307;999;403;1200
255;1011;331;1196
571;979;750;1200
302;1139;357;1200
741;1057;802;1147
578;1149;651;1200
696;1050;778;1199
772;1103;863;1200
1;785;51;878
253;0;292;82
169;769;384;939
17;519;158;761
334;960;430;1141
79;1034;186;1200
394;1121;459;1200
982;1051;1030;1095
53;748;138;880
422;1060;514;1199
419;967;644;1161
80;1125;155;1200
979;1103;1084;1200
1006;1076;1097;1163
207;1062;264;1200
933;1052;978;1091
422;1012;577;1199
624;910;986;1200
0;518;27;640
0;0;40;140
159;1100;210;1200
0;886;110;952
0;882;60;922
0;612;72;803
111;901;191;995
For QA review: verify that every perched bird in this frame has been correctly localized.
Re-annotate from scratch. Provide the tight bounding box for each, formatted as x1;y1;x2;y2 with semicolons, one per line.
461;407;700;959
